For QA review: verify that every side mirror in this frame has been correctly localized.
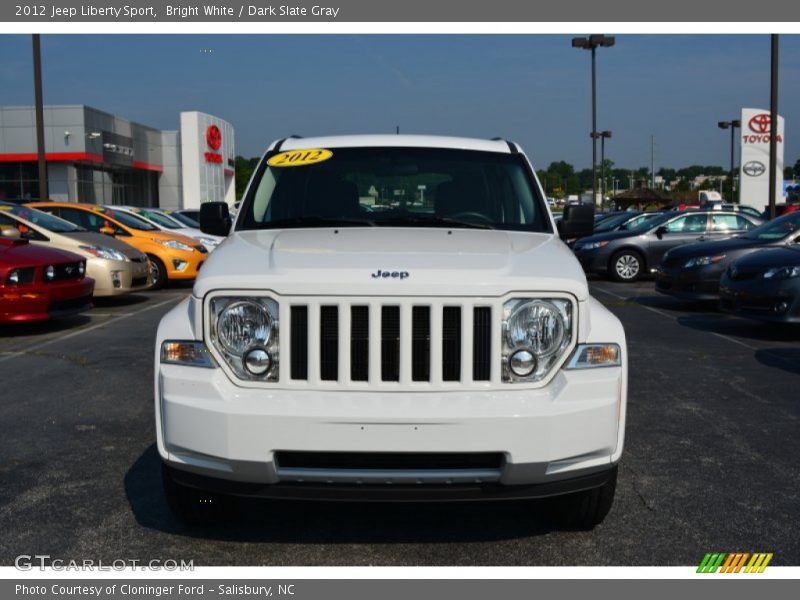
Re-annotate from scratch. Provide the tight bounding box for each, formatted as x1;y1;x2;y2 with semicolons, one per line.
99;226;115;236
655;225;668;240
199;202;232;237
559;203;595;240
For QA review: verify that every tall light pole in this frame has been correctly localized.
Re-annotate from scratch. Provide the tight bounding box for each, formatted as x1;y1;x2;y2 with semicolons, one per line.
32;34;48;201
768;34;779;219
572;34;615;205
718;119;741;203
594;130;612;201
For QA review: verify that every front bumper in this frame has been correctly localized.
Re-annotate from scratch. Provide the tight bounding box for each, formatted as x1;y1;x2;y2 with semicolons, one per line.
88;258;151;297
165;461;618;502
156;363;625;489
0;277;94;323
719;277;800;323
164;250;205;281
654;264;722;301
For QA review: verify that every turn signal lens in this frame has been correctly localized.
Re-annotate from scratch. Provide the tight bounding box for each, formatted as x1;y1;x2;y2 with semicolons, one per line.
565;344;621;369
161;340;216;368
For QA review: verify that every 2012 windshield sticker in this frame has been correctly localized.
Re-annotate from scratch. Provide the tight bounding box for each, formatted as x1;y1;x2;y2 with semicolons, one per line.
267;149;333;167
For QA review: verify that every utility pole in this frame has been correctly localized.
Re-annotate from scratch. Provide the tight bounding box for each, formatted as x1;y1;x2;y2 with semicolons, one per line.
32;34;48;201
768;34;779;219
650;135;655;189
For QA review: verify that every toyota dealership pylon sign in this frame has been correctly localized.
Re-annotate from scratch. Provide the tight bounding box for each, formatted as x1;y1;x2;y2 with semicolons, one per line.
739;107;784;210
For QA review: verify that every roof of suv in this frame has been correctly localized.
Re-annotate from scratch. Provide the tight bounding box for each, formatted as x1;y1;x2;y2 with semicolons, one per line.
276;134;514;154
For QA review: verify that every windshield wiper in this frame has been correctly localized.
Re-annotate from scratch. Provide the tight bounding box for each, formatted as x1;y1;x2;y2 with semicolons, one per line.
374;215;495;230
258;216;377;229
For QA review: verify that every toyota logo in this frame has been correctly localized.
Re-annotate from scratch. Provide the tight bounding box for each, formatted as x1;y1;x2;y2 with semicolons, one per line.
743;160;766;177
748;113;772;134
206;125;222;150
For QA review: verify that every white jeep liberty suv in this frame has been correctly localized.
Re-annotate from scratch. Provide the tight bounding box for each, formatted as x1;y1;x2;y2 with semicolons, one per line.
155;135;627;529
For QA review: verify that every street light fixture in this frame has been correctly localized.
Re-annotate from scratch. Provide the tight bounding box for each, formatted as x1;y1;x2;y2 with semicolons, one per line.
718;119;741;203
572;34;615;205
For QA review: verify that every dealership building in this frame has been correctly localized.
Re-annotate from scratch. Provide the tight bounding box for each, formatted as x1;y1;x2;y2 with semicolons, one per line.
0;105;235;209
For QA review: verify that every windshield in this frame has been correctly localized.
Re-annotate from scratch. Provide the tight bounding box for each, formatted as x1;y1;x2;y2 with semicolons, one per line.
619;212;662;231
595;212;641;233
741;212;800;240
0;204;84;232
238;147;550;232
106;208;158;231
134;209;183;230
168;211;199;227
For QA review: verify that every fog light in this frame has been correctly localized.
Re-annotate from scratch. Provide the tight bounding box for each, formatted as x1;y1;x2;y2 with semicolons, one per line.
111;271;122;288
509;349;536;377
172;259;188;271
243;348;271;376
45;265;55;281
774;301;789;314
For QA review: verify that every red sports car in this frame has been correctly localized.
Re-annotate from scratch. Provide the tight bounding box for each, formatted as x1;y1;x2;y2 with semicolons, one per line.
0;234;95;323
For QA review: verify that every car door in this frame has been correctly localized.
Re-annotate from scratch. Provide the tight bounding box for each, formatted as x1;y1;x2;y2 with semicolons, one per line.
707;213;757;241
647;213;710;266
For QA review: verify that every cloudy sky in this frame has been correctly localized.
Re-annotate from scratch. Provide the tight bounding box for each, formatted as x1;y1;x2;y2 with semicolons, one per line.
0;34;798;171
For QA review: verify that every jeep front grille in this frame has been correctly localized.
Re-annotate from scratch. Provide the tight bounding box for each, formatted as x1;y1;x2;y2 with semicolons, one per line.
285;299;496;387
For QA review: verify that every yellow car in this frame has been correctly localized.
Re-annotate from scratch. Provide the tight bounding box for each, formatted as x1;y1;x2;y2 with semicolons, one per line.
27;202;208;289
0;203;151;297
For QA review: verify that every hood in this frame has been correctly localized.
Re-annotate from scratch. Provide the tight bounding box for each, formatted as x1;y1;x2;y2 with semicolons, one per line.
193;228;589;301
666;236;772;259
0;237;84;268
140;229;202;248
732;246;800;270
61;231;148;260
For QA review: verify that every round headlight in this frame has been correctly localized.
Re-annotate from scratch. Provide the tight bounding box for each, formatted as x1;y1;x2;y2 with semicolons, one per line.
8;270;20;285
78;262;85;275
216;301;271;355
45;265;55;281
243;348;271;375
509;349;536;377
506;300;566;358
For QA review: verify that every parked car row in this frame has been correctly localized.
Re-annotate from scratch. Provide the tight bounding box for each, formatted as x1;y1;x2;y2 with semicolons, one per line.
569;207;800;325
1;201;223;325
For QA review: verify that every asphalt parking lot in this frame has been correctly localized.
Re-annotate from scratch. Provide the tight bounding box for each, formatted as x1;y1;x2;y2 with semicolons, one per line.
0;280;798;566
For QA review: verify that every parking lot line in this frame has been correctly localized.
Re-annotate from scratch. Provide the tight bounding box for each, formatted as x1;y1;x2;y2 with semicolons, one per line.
0;295;184;365
591;285;758;351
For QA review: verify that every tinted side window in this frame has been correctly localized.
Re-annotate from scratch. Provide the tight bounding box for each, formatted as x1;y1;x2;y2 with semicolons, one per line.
665;214;708;233
711;214;755;232
0;214;48;241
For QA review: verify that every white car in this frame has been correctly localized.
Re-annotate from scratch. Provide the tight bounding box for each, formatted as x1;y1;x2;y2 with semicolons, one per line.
155;135;627;529
110;206;224;250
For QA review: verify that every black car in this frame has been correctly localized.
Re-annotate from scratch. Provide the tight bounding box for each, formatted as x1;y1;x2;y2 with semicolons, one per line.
655;212;800;300
719;246;800;323
573;210;763;282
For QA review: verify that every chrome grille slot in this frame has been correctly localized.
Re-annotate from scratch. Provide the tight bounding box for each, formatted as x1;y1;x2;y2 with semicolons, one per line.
320;305;339;381
381;306;400;382
412;306;431;382
442;306;461;381
350;306;369;381
290;306;308;380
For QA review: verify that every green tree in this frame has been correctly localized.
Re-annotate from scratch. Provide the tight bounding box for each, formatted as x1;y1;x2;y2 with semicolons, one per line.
235;155;260;199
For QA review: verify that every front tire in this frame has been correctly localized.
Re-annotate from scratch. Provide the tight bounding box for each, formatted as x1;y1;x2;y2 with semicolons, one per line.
610;250;644;282
147;255;167;290
550;466;617;530
161;463;233;525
